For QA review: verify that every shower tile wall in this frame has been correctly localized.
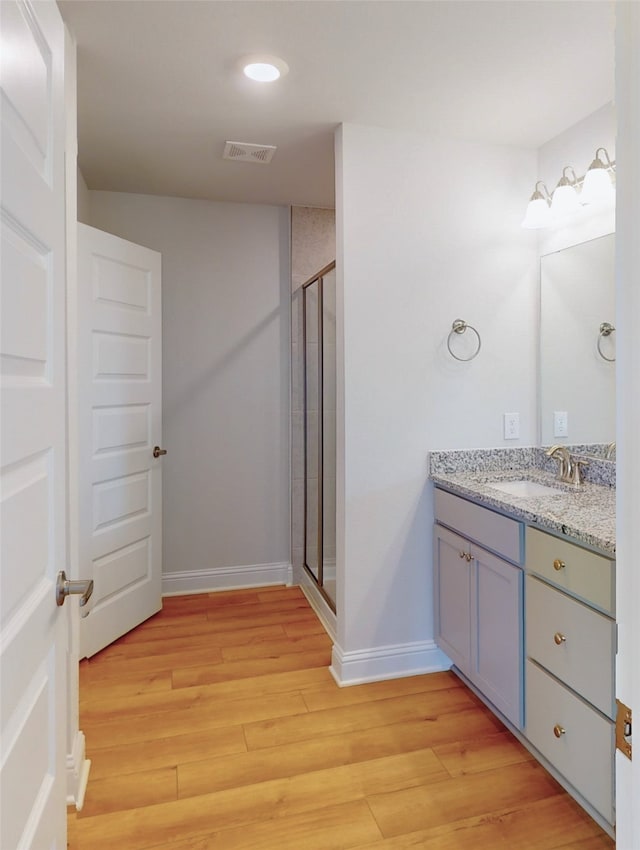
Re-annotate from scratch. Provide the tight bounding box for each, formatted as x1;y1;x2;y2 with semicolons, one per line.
291;206;336;582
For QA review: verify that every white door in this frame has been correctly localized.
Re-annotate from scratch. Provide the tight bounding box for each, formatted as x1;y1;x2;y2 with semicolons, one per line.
77;224;163;658
0;0;68;847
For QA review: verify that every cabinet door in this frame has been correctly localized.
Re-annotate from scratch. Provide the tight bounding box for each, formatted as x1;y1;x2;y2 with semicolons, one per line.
433;525;472;675
473;547;523;728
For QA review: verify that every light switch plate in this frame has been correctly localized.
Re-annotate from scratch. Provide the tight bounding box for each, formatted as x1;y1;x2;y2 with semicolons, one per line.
554;410;568;437
503;412;520;440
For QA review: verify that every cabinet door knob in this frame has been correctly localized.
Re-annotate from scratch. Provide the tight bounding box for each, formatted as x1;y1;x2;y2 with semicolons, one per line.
465;552;473;562
554;632;567;645
553;558;566;571
553;724;566;738
459;551;466;559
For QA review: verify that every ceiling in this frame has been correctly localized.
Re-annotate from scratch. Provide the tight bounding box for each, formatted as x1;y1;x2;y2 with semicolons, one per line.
59;1;614;209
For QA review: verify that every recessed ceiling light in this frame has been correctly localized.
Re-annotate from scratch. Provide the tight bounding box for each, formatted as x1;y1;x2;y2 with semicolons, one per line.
242;54;289;83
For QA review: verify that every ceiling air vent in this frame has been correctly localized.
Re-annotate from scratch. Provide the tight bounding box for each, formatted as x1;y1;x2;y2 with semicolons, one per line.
223;141;277;164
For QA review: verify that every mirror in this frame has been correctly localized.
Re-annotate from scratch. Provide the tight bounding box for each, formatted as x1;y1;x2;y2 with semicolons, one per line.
539;233;615;457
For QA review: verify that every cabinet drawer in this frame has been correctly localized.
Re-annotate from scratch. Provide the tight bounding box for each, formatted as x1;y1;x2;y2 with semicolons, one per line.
435;489;523;564
526;660;614;824
526;576;614;718
526;527;614;615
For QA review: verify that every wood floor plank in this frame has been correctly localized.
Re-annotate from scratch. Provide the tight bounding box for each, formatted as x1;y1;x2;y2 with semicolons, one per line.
81;666;333;722
282;618;327;637
220;631;330;661
366;760;563;838
300;670;461;712
171;647;331;687
79;767;177;817
243;686;477;750
72;779;382;850
432;729;534;776
78;666;172;703
81;643;224;678
69;587;614;850
204;596;312;622
85;725;247;781
348;795;610;850
256;587;305;602
92;623;287;661
84;690;309;749
178;747;449;805
141;800;382;850
76;750;442;850
177;706;504;798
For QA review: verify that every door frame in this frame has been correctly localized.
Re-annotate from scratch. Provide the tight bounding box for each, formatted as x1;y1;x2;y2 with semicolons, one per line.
614;1;640;846
63;23;90;810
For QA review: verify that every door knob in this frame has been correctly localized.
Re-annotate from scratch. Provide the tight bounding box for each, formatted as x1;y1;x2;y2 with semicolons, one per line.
153;446;167;458
56;570;94;615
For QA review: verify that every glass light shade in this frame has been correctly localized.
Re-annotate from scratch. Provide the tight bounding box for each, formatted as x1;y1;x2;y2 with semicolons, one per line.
581;167;615;204
522;197;553;229
551;184;581;217
243;62;280;82
242;54;289;82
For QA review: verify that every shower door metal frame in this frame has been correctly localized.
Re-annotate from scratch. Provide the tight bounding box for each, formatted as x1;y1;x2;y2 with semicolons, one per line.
302;261;336;612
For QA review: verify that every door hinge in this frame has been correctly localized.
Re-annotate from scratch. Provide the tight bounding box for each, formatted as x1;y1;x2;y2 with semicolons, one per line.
616;699;632;760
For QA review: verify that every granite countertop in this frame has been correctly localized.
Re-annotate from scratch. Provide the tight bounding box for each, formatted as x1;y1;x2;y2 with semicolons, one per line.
429;448;616;556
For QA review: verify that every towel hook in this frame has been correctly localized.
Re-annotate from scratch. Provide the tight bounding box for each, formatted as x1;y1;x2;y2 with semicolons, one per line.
597;322;616;362
447;319;481;362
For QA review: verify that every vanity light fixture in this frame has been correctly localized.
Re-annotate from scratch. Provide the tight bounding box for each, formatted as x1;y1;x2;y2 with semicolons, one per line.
522;147;616;229
522;182;553;229
581;147;616;205
242;54;289;83
550;166;581;218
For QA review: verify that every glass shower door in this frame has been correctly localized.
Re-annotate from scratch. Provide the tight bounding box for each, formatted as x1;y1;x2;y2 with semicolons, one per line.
303;263;336;610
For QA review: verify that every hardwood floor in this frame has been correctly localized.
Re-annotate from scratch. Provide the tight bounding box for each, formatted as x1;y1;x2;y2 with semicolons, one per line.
68;586;614;850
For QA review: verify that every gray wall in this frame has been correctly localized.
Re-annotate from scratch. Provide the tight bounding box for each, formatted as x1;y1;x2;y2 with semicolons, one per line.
89;192;291;586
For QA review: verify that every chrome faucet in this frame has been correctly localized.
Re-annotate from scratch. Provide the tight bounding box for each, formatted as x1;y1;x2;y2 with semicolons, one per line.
605;441;616;460
545;445;588;485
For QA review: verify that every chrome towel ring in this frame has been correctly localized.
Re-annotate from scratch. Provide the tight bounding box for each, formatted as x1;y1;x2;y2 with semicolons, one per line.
447;319;481;362
597;322;616;362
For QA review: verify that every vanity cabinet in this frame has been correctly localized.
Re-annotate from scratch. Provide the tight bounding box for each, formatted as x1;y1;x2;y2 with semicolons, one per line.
434;489;524;728
525;527;615;825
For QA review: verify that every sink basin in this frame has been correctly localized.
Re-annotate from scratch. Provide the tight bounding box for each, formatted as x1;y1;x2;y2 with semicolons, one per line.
488;479;560;498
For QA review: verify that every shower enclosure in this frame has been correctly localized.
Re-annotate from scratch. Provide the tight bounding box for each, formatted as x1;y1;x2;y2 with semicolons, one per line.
302;262;336;611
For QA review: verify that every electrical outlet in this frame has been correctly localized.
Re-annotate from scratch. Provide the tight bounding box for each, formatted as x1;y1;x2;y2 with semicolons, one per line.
554;411;568;437
503;412;520;440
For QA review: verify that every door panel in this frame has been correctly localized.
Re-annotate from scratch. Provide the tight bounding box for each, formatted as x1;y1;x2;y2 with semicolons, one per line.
0;1;67;847
77;224;162;658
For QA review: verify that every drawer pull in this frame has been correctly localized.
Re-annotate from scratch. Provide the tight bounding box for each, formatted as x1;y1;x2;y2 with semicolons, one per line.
553;724;566;738
553;558;566;571
553;632;567;645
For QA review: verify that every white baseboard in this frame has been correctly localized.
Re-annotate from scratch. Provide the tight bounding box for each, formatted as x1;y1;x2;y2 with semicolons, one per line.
66;730;91;810
330;639;452;687
162;562;293;596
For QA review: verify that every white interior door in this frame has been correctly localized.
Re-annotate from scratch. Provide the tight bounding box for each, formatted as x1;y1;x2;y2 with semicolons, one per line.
0;0;68;847
77;223;163;658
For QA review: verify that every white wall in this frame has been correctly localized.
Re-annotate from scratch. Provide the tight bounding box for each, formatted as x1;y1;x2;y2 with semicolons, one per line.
89;192;291;592
333;123;538;681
